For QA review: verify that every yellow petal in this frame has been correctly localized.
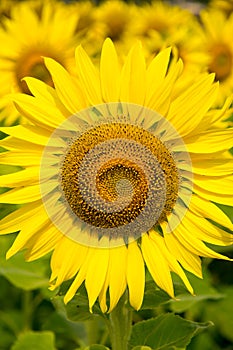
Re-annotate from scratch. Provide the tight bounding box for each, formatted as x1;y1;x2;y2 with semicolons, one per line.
23;76;62;103
24;224;62;261
0;125;50;145
194;174;233;195
150;231;193;295
99;268;110;313
85;248;109;311
50;237;88;287
185;210;233;246
12;93;66;129
0;200;43;235
146;59;183;116
194;185;233;206
0;167;39;187
199;94;232;128
75;45;102;105
0;151;41;166
146;47;172;96
23;77;71;118
186;129;233;153
64;256;89;304
108;245;127;312
190;194;233;231
120;41;146;104
44;57;87;114
141;233;174;297
163;228;202;278
0;136;44;152
174;222;232;260
0;185;41;203
126;241;145;310
100;38;120;102
167;75;218;137
6;209;51;258
191;156;233;176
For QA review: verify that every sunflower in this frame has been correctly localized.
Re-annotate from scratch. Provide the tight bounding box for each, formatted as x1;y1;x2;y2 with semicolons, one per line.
90;0;142;59
66;0;104;59
0;39;232;313
209;0;233;16
129;1;208;75
130;1;192;40
200;9;233;106
68;0;95;34
94;0;136;43
0;0;79;125
0;0;14;26
145;18;208;75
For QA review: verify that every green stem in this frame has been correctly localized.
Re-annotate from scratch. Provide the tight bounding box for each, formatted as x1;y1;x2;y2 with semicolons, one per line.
22;290;33;331
108;293;132;350
86;318;99;345
100;327;109;346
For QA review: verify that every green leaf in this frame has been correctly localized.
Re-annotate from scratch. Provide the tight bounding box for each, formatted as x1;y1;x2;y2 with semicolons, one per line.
0;308;23;336
132;347;152;350
0;329;15;350
52;292;103;323
0;236;50;290
0;255;49;290
202;286;233;342
187;332;217;350
169;293;223;314
11;331;56;350
141;281;171;310
84;345;110;350
42;310;87;345
129;313;212;350
169;271;224;313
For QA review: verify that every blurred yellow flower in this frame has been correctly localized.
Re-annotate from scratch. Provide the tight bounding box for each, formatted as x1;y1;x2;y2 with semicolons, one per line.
130;0;208;74
0;0;79;125
210;0;233;15
200;9;233;106
94;0;135;42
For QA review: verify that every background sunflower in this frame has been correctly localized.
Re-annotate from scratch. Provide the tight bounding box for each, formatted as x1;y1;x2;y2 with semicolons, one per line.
0;0;79;125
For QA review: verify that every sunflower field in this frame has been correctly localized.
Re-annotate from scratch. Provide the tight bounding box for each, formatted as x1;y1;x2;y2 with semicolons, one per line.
0;0;232;349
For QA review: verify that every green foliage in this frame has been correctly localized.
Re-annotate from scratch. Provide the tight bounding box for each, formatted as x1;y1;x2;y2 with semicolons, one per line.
53;292;103;323
11;331;56;350
201;286;233;342
169;271;224;313
129;314;212;350
84;346;110;350
140;281;171;310
0;236;49;290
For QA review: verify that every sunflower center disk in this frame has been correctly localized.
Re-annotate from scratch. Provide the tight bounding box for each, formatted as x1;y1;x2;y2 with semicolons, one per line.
209;44;233;81
40;103;193;248
61;123;178;240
